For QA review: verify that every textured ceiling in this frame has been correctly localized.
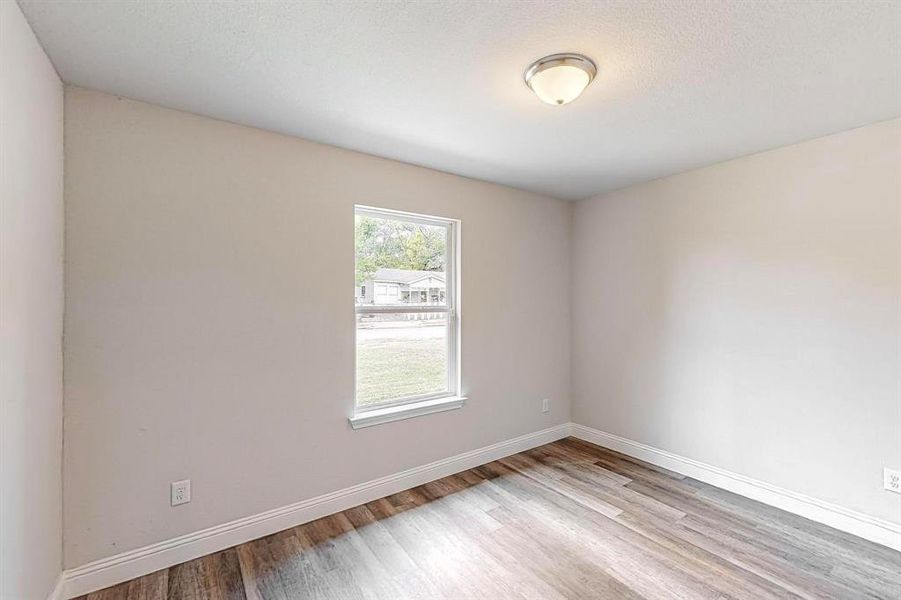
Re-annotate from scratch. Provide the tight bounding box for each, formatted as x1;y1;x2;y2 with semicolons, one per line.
18;0;901;200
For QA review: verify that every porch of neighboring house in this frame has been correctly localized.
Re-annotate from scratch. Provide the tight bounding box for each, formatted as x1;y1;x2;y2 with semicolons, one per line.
356;268;446;306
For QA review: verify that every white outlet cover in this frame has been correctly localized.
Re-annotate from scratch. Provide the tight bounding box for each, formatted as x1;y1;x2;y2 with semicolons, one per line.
171;479;191;506
542;399;550;413
884;468;901;494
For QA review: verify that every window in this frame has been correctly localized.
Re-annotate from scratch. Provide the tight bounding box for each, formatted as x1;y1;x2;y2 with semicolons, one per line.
352;206;461;427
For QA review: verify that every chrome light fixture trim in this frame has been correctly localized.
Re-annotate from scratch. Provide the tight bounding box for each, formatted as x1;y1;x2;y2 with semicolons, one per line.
523;53;597;105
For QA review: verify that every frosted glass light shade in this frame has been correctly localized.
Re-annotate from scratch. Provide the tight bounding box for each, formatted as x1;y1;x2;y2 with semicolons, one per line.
524;53;597;106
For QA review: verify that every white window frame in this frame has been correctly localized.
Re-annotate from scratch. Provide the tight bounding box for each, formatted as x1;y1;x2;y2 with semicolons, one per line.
351;205;463;429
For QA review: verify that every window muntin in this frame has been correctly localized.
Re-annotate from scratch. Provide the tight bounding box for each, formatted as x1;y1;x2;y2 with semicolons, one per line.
354;206;458;412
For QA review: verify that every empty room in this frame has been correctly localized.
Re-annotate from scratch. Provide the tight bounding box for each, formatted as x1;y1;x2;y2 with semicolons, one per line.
2;0;900;599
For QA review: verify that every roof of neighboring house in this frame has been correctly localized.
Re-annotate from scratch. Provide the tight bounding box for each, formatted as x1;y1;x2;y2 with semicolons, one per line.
372;268;445;284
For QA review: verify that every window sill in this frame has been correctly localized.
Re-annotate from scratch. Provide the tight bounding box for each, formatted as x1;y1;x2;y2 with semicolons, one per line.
349;395;467;430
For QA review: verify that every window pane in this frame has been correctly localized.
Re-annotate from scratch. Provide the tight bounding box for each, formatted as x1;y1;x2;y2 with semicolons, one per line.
356;312;448;407
355;214;447;307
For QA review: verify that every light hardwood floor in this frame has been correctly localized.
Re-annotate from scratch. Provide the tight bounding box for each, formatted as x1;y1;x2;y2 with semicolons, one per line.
76;438;901;599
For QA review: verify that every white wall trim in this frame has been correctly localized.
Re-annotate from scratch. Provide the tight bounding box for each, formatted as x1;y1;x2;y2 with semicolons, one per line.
349;395;467;429
570;424;901;552
46;573;65;600
60;423;572;598
59;421;900;597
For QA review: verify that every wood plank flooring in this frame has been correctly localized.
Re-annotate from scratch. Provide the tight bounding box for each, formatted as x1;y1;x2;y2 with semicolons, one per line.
76;438;901;599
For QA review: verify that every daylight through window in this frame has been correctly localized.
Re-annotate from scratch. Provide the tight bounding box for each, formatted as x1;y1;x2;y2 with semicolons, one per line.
354;206;459;411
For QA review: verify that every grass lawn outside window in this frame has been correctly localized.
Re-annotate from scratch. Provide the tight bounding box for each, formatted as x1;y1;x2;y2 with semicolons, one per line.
355;319;447;406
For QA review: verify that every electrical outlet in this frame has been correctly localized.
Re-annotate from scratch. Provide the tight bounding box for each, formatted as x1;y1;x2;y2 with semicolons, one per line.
885;468;901;494
541;398;550;413
171;479;191;506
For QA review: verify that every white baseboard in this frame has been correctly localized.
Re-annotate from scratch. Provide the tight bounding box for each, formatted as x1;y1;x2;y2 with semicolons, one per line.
58;420;901;597
60;423;572;598
569;423;901;552
46;573;65;600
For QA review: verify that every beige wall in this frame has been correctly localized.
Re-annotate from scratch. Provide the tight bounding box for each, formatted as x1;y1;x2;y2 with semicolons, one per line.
63;88;572;567
60;80;900;571
573;119;901;524
0;1;65;598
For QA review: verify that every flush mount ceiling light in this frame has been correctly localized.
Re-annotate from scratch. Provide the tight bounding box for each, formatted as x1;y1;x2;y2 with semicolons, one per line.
524;53;597;106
